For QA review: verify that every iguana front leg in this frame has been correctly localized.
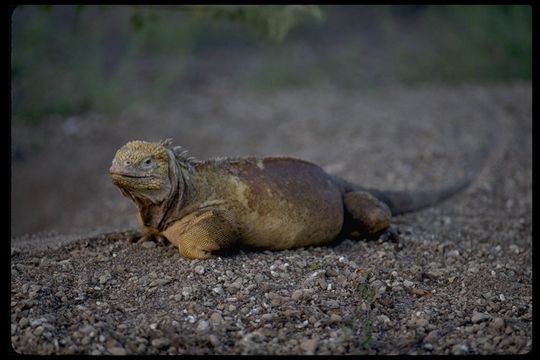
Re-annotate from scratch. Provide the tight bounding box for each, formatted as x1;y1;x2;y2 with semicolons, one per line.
162;209;239;259
134;212;163;243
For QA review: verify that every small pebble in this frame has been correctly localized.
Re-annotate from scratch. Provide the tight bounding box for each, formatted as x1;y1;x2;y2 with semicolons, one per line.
491;317;505;330
151;338;171;349
403;280;414;288
300;338;319;354
471;311;491;323
291;290;303;300
33;326;44;336
141;241;156;248
196;320;210;333
452;344;469;355
108;346;127;355
210;312;223;324
446;250;460;258
212;286;224;295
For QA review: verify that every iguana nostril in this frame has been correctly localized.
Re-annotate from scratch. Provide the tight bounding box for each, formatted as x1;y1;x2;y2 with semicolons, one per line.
124;160;132;166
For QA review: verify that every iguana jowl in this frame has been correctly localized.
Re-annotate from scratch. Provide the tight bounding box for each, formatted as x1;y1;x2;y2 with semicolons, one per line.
109;139;468;259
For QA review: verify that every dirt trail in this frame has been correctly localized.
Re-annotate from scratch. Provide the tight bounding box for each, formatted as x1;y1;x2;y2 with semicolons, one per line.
11;82;531;354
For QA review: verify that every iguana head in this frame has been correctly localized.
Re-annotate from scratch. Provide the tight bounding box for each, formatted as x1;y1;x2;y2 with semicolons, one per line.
110;140;173;203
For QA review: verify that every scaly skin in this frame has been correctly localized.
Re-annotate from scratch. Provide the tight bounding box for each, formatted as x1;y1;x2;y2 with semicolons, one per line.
110;139;466;259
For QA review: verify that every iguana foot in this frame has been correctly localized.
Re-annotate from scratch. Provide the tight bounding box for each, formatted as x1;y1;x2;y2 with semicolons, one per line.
130;233;154;243
134;233;168;246
344;190;392;236
379;226;400;243
377;227;404;250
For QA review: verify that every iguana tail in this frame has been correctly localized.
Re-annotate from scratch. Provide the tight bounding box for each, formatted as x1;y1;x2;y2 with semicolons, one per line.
366;179;471;216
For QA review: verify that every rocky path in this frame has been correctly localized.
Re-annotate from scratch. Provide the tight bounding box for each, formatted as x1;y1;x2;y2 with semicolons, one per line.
11;82;532;354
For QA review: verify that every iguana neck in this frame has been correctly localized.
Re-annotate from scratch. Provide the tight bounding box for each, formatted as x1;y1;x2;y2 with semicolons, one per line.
136;153;198;231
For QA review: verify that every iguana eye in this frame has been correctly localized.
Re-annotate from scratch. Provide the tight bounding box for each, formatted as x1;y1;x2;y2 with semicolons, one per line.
140;157;154;169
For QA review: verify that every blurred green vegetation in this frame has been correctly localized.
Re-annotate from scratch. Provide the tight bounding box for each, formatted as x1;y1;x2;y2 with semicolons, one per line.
385;5;532;83
11;5;323;122
11;5;531;123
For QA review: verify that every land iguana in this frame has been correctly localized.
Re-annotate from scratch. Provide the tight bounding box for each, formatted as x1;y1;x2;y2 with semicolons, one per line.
109;139;469;259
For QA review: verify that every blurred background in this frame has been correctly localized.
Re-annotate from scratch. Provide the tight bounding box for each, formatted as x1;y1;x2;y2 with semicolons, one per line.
12;5;532;121
11;5;532;237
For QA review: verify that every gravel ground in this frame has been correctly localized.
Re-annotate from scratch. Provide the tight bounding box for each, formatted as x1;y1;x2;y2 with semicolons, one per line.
10;82;532;354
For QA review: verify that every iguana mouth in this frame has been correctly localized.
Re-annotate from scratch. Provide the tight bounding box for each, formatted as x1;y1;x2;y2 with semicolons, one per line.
109;172;155;179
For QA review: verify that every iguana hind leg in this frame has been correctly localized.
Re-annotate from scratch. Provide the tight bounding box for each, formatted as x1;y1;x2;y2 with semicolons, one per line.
162;209;239;259
343;191;392;238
